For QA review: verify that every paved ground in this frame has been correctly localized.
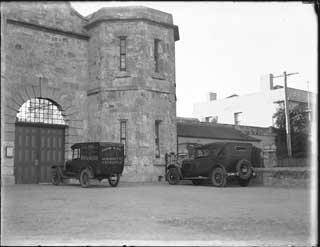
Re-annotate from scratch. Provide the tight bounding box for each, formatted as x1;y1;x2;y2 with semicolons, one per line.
1;181;315;246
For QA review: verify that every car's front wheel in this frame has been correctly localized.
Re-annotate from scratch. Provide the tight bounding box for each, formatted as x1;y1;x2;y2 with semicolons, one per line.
79;169;91;188
211;167;227;187
167;168;180;185
108;174;120;187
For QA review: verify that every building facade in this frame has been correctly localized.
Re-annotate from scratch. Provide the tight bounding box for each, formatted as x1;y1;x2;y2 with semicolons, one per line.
1;2;179;184
193;74;315;127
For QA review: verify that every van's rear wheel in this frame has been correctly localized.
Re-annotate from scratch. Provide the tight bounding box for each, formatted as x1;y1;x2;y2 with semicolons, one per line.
167;168;180;185
211;167;227;187
79;169;91;188
108;174;120;187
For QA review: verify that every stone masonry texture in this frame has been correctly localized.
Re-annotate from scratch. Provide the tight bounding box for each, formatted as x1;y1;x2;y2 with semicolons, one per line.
1;2;179;184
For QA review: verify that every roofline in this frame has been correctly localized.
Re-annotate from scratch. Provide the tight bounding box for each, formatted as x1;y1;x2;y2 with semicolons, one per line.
177;134;261;142
67;2;89;21
71;142;124;148
177;121;274;130
201;142;253;146
6;18;89;40
84;18;179;41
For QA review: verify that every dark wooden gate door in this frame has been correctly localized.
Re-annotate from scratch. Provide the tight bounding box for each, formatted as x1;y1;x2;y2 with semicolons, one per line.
14;123;65;184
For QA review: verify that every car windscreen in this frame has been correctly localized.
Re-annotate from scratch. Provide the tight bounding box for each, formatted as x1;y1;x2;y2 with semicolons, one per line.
72;148;80;160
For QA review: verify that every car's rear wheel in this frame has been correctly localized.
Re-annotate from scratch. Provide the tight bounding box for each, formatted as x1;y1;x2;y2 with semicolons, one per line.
79;169;91;188
51;168;61;186
108;174;120;187
167;168;180;185
192;179;204;185
238;178;250;187
211;167;227;187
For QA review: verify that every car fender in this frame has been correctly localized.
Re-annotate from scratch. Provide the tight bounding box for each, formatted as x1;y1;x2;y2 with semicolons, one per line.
167;164;183;178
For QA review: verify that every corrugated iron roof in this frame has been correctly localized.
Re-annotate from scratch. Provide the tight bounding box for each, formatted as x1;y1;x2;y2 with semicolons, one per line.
177;123;260;142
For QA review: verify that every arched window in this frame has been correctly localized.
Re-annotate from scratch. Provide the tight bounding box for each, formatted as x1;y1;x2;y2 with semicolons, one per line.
16;98;65;125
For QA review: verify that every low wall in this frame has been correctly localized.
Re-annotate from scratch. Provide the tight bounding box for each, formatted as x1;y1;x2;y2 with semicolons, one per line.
276;157;311;167
251;167;311;188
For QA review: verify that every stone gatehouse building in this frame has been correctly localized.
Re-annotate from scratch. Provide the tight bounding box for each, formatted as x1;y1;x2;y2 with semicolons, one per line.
1;2;179;184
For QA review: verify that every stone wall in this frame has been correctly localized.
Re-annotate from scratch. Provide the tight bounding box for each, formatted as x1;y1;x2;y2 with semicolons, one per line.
1;2;179;184
251;167;311;188
1;2;90;184
85;7;178;181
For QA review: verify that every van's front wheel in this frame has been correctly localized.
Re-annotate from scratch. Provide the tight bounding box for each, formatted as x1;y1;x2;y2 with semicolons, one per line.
79;169;91;188
108;174;120;187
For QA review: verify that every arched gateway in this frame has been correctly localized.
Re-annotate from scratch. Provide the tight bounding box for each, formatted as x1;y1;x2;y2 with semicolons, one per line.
14;98;66;183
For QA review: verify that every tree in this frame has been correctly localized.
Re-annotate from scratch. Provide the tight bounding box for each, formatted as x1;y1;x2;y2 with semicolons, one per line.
273;103;310;158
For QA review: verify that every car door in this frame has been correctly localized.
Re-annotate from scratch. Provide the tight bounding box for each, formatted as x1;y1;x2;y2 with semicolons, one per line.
181;158;196;177
182;148;210;177
192;148;212;177
67;146;86;174
76;144;89;173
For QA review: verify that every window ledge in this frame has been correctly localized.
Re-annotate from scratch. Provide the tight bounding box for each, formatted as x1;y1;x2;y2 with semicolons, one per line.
115;71;131;79
152;72;165;80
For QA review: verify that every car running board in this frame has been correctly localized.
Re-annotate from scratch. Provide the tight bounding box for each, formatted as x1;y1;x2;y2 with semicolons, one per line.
183;177;208;180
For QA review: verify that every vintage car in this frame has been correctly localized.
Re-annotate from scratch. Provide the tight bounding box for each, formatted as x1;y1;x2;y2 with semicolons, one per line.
166;142;256;187
51;142;125;188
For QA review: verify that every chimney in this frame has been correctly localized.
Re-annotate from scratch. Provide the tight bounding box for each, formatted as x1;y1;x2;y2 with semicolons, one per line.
207;92;217;101
260;74;274;91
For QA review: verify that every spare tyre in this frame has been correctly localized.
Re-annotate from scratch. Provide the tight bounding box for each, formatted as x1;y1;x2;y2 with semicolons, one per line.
236;159;252;180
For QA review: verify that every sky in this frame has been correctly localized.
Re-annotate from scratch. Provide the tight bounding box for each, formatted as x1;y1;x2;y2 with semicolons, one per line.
71;1;317;118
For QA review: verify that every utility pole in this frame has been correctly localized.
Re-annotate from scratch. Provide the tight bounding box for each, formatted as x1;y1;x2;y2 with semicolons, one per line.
306;81;311;121
283;71;292;158
273;71;299;158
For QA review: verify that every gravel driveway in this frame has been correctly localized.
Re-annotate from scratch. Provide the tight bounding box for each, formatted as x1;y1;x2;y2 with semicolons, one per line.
1;181;314;246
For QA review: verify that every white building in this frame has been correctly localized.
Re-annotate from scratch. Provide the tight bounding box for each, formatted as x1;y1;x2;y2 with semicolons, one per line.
193;74;314;127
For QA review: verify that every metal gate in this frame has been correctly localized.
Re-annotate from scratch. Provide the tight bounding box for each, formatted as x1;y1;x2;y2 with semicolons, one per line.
14;123;65;184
